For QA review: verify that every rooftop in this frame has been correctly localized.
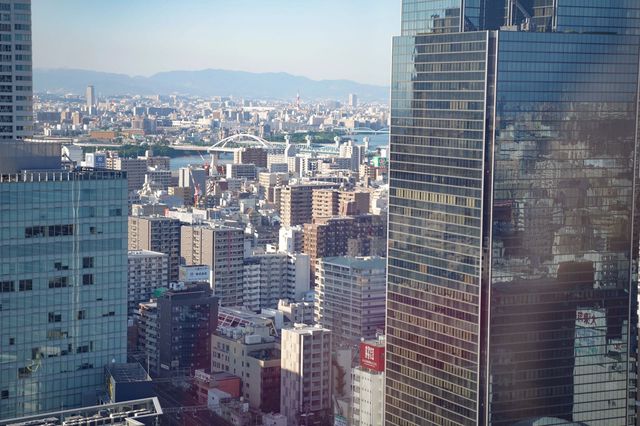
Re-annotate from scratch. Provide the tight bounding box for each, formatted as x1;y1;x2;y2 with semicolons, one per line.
321;256;386;270
106;363;151;384
3;397;162;426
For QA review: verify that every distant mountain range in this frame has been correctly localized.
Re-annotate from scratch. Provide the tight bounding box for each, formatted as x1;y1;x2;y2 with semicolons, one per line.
33;68;389;101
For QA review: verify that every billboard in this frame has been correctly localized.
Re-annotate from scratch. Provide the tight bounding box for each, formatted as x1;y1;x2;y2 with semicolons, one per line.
360;342;385;372
178;265;210;283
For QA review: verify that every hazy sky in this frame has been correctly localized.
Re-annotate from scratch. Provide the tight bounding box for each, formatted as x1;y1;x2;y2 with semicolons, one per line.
32;0;400;86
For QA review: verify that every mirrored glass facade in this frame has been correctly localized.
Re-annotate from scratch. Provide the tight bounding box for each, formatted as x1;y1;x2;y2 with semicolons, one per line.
0;171;128;419
387;31;489;425
489;30;639;426
387;1;640;425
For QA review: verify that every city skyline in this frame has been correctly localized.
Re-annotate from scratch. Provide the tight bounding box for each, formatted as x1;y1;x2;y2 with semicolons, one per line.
31;0;399;87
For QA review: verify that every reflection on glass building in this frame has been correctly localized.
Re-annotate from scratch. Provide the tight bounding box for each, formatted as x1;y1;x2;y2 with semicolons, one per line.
386;1;640;425
0;146;128;419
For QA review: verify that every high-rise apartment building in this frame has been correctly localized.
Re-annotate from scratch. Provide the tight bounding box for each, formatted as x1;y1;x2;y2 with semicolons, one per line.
280;182;340;227
352;338;385;426
212;326;280;413
85;85;96;114
0;143;128;419
0;0;32;141
128;215;181;283
387;1;640;425
280;325;332;426
180;224;244;306
303;214;387;280
312;188;370;220
105;155;147;193
157;283;218;377
314;256;386;348
127;250;169;316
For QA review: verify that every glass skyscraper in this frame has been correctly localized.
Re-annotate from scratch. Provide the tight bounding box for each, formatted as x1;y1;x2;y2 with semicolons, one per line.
0;152;128;419
386;1;640;424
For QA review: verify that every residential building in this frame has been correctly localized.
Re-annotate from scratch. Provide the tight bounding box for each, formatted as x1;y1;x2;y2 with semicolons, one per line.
234;147;267;168
226;163;257;180
278;225;304;254
386;1;640;424
211;326;280;413
157;283;218;376
303;214;386;280
352;338;385;426
280;325;332;426
106;156;148;193
0;142;128;418
312;189;370;219
278;299;314;326
280;182;340;227
181;224;244;306
243;253;289;311
128;215;181;283
315;257;386;347
135;301;159;376
127;250;168;316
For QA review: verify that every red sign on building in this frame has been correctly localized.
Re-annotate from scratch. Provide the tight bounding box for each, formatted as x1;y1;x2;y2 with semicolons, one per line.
360;342;385;372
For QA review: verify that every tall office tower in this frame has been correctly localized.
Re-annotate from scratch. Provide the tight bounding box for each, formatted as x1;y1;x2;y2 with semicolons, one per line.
157;283;218;377
180;224;245;306
0;142;128;419
314;256;386;347
85;85;96;114
386;1;640;425
0;0;33;140
348;93;358;108
128;216;181;283
280;324;333;426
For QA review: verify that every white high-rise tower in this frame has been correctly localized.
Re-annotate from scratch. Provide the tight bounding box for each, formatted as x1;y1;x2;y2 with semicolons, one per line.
0;0;32;140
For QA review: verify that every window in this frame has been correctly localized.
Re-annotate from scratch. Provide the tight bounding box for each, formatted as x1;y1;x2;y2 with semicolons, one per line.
82;274;94;285
77;310;87;320
19;279;32;291
0;280;13;292
54;262;69;271
48;312;62;323
9;337;14;345
48;276;68;288
1;390;8;400
108;208;122;217
82;257;94;268
25;225;45;238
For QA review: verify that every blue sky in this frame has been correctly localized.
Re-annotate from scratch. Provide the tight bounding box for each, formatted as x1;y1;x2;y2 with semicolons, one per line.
32;0;400;86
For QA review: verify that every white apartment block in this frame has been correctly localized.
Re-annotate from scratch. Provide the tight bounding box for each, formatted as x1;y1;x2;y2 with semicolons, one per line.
127;250;168;316
314;256;386;347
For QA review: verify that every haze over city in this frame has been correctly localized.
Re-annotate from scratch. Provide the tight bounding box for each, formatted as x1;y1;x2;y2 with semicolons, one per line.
32;0;398;86
2;1;640;426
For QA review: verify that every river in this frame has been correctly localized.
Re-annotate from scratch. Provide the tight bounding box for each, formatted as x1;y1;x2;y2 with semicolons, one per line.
169;133;389;171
